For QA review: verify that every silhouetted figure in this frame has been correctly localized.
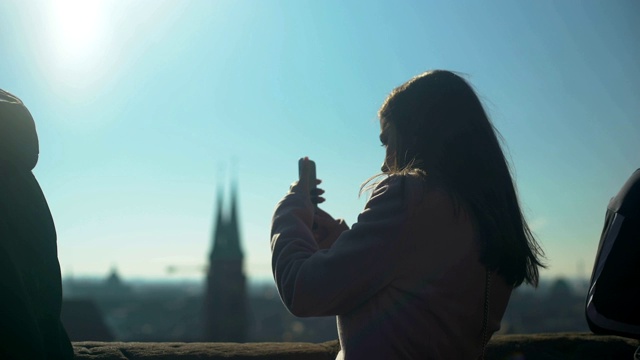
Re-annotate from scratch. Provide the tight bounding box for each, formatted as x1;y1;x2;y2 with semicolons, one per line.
0;89;74;359
203;184;247;342
587;168;640;340
271;70;545;359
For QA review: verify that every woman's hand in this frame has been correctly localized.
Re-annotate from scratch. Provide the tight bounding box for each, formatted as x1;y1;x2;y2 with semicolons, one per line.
313;207;349;249
285;177;325;230
310;186;325;206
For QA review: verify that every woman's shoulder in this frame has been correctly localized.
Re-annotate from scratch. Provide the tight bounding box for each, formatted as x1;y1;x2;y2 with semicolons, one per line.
370;172;452;210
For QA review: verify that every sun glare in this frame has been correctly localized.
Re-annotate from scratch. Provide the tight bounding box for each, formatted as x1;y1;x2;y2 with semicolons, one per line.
45;0;109;91
53;0;102;51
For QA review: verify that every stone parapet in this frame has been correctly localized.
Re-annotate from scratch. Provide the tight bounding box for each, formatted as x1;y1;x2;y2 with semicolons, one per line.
73;333;639;360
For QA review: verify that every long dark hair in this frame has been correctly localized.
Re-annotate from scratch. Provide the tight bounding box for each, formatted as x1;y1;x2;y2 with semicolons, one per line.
378;70;544;287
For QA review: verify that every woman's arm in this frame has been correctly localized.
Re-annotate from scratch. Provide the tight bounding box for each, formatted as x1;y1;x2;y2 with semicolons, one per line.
313;207;349;249
270;176;417;317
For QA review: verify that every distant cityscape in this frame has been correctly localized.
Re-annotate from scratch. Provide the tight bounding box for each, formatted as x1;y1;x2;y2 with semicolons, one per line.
59;183;592;342
60;182;343;343
60;273;591;342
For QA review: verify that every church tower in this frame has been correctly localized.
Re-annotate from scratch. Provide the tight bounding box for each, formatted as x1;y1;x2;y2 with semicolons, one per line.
203;182;247;341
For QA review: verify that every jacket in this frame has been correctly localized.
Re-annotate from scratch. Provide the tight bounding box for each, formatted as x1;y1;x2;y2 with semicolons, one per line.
271;174;512;359
0;89;74;360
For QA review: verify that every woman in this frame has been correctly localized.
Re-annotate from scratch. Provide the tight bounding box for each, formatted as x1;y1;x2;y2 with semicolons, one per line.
270;70;544;359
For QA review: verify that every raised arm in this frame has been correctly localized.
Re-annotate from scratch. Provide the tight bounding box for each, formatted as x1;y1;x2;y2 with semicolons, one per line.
271;176;417;317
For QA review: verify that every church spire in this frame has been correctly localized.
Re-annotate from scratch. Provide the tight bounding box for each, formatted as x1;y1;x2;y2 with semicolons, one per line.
227;180;243;257
203;170;247;342
210;176;242;260
210;184;225;260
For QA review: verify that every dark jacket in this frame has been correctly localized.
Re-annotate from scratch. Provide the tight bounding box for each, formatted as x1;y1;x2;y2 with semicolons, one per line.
0;89;73;359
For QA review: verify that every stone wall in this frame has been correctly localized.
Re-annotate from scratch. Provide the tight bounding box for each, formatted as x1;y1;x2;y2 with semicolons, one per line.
73;333;639;360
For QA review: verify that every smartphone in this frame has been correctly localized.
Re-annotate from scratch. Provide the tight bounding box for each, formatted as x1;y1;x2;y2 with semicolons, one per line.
298;158;317;208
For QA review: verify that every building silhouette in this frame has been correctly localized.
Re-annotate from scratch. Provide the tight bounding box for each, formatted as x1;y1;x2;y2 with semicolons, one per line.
203;183;247;341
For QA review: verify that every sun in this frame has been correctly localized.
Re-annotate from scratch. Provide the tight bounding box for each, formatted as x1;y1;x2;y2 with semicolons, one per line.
52;0;103;52
45;0;109;90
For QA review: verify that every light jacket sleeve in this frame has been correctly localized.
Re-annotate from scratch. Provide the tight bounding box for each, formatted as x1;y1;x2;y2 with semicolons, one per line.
270;176;418;317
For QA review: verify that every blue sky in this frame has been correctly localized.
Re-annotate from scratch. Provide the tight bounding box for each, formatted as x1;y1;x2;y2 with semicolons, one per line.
1;0;638;282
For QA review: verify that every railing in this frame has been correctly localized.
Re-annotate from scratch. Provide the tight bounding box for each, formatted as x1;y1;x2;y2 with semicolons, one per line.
73;333;639;359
